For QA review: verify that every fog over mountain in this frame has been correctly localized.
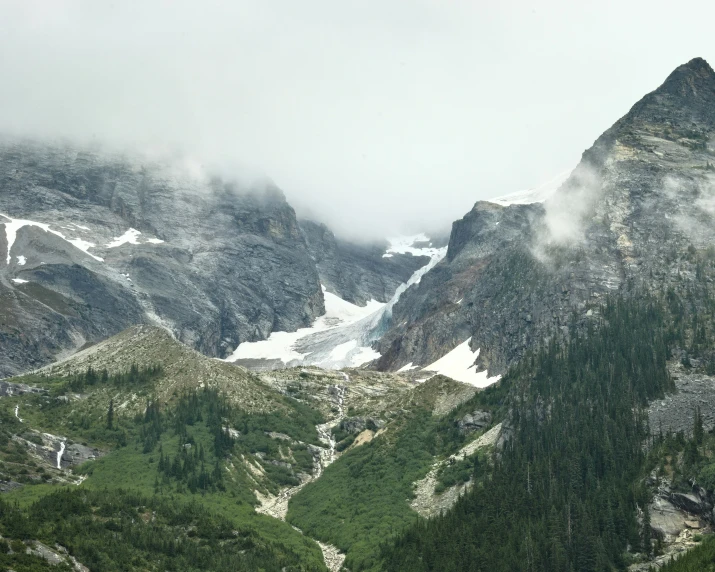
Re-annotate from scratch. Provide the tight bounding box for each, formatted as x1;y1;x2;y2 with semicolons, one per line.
0;1;714;240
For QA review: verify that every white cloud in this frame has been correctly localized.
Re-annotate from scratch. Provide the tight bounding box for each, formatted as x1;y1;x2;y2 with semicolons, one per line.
0;1;713;238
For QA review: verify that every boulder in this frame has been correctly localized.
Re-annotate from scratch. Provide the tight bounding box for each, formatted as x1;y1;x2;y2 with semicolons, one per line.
458;410;492;434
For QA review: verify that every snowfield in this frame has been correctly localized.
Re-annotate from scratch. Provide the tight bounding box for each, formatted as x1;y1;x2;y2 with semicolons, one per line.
487;170;572;206
421;338;501;388
225;288;384;365
226;236;447;370
106;228;142;248
382;233;443;258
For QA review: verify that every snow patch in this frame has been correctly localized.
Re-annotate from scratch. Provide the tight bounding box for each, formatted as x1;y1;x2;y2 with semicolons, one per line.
14;405;22;422
145;237;164;244
16;255;26;265
488;170;573;206
11;278;29;284
66;237;99;256
106;228;142;248
383;233;444;258
397;362;418;372
422;338;501;388
1;212;103;263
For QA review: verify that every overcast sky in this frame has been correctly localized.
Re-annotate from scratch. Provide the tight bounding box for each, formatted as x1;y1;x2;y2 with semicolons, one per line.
1;1;714;239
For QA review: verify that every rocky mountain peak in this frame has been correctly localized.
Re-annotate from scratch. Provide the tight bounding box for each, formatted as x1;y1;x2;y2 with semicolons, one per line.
612;57;715;141
658;57;715;98
375;57;715;379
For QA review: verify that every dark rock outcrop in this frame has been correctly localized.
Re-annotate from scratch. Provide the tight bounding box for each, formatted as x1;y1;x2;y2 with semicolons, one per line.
338;417;385;435
457;410;492;434
299;219;430;305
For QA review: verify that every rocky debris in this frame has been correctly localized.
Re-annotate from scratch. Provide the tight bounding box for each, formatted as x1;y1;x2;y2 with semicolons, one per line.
255;378;349;571
28;541;66;566
39;325;279;412
0;380;47;397
649;367;715;436
376;58;715;377
0;140;326;377
629;527;706;571
384;374;478;418
21;541;89;571
300;219;431;306
411;468;469;520
457;409;492;434
259;366;415;420
429;381;478;416
411;423;502;518
316;540;346;572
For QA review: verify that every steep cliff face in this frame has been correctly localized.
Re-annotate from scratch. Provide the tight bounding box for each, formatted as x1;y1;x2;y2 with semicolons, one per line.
0;141;324;376
299;219;430;305
377;57;715;375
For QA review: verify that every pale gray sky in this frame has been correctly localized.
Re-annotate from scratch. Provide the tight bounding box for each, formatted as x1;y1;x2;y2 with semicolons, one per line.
0;0;713;239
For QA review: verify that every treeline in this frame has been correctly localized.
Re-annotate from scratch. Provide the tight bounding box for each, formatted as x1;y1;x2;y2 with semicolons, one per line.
381;297;676;572
0;487;326;572
65;363;163;392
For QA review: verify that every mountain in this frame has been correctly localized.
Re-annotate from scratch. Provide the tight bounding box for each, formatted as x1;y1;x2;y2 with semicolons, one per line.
0;140;329;376
375;57;715;377
6;58;715;572
0;141;437;378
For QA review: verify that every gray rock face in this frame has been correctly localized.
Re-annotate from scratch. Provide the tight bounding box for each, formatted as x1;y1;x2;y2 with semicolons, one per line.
457;410;492;434
648;366;715;436
376;57;715;374
669;491;712;516
650;496;689;538
0;140;324;376
0;380;47;397
299;219;430;305
338;417;385;435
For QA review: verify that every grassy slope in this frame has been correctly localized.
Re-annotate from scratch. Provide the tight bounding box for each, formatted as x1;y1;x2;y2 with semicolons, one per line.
0;366;328;571
286;376;503;571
